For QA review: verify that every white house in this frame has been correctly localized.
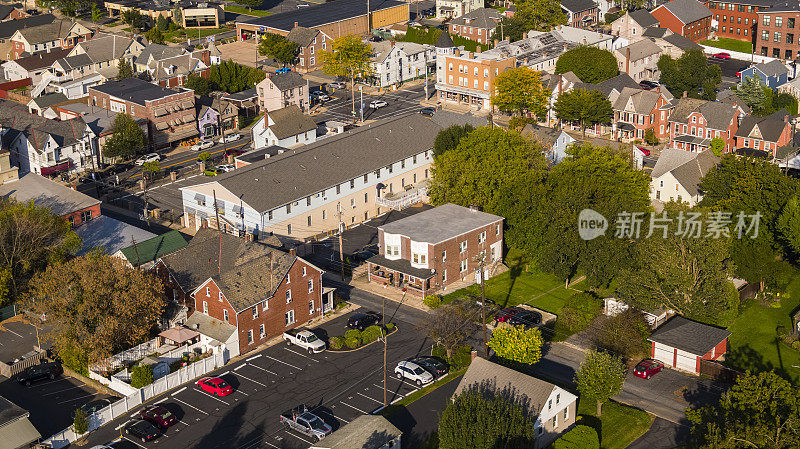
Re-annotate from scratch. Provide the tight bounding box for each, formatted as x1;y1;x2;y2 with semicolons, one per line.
436;0;482;19
370;40;433;88
650;148;719;206
251;105;317;149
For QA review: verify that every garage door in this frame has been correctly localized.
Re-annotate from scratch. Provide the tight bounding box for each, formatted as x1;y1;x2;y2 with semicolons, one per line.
653;343;674;366
675;349;698;372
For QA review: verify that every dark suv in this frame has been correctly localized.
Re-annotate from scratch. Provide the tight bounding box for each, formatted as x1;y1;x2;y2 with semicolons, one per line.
17;362;63;386
347;312;382;331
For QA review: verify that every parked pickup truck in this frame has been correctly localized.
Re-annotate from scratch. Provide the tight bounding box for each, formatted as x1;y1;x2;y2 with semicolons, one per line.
279;405;332;441
282;329;326;353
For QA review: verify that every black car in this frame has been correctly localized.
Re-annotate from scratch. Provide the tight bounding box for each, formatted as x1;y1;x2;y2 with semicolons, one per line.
410;356;449;377
17;362;62;386
638;80;660;90
122;419;161;443
507;310;542;328
347;312;382;330
80;398;111;415
420;107;436;117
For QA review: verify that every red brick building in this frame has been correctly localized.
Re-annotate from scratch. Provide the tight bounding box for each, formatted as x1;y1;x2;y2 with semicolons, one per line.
285;25;331;73
561;0;600;29
448;8;502;45
367;204;504;296
755;3;800;59
704;0;770;42
666;96;745;153
734;110;794;156
652;0;713;42
612;86;675;141
0;4;29;21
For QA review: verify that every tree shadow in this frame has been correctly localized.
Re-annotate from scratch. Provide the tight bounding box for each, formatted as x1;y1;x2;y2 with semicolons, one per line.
724;343;792;380
502;262;525;307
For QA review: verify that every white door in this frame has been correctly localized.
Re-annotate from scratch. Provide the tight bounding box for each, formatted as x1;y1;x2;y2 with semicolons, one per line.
653;343;674;366
675;349;698;373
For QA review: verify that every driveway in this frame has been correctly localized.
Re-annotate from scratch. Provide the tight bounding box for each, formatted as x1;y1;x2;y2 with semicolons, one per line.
625;417;691;449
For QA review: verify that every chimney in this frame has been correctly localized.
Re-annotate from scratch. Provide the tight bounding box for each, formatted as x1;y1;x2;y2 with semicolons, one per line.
785;114;790;123
289;247;297;257
294;21;298;28
523;32;528;39
626;47;630;74
390;39;395;48
471;350;478;361
469;51;474;58
454;49;460;56
683;91;688;98
476;45;482;53
494;38;499;46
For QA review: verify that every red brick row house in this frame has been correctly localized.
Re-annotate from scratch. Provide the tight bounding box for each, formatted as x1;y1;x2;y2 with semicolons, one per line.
286;25;331;73
612;86;674;141
734;109;795;157
561;0;600;29
666;95;745;153
651;0;713;42
448;8;502;45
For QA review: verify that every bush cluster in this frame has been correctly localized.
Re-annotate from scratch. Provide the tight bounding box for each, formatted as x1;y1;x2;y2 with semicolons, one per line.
361;325;384;344
432;344;473;370
424;295;442;309
552;292;603;341
329;336;344;350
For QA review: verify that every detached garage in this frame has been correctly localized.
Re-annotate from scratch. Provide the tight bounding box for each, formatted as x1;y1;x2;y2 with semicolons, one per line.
648;316;730;375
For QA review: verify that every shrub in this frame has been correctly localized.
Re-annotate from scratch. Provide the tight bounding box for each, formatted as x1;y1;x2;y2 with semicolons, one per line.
344;329;362;343
386;322;396;332
345;337;360;349
424;295;442;309
329;336;344;350
553;425;599;449
431;344;447;360
130;364;154;389
508;116;536;131
592;308;651;361
553;292;603;341
58;342;89;377
451;345;473;369
361;325;384;344
73;408;89;435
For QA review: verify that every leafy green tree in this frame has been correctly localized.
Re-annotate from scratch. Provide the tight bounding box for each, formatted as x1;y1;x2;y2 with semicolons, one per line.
240;0;262;10
774;91;798;115
156;14;169;31
513;0;567;32
644;127;659;145
103;113;147;159
172;7;182;25
592;308;651;361
258;33;299;66
185;74;212;96
487;325;544;366
497;15;529;42
142;161;160;180
209;60;266;93
320;35;374;123
198;151;211;163
687;371;800;448
121;8;142;36
144;26;164;44
130;364;154;388
491;66;549;119
439;384;537;449
433;124;474;157
91;4;103;23
0;200;80;307
423;302;478;359
710;136;725;156
73;407;89;434
555;46;618;83
657;50;722;98
738;76;768;113
778;195;800;259
575;350;625;416
553;425;600;449
117;58;134;79
554;88;613;137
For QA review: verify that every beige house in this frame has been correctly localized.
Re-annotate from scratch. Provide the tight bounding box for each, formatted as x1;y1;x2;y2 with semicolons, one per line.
615;39;662;82
650;148;719;206
611;9;659;40
256;72;309;113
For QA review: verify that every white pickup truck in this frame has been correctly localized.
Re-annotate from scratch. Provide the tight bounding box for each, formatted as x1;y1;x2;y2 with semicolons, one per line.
282;329;326;353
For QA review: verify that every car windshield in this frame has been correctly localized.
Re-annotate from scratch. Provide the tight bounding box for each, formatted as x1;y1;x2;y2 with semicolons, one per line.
307;417;326;430
413;367;425;375
216;381;228;388
306;334;318;342
159;411;172;418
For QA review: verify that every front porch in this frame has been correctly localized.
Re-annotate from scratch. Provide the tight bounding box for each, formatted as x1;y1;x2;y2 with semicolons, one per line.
671;134;710;153
366;254;436;297
375;180;429;210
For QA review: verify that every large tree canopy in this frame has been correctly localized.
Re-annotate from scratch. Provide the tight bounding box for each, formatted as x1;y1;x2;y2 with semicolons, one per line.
657;50;722;99
491;66;550;118
102;113;147;160
320;35;373;122
258;33;299;66
554;88;613;137
209;60;266;94
433;124;474;157
513;0;567;32
555;46;619;83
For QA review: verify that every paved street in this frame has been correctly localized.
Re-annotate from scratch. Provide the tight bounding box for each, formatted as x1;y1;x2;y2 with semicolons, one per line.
314;83;430;124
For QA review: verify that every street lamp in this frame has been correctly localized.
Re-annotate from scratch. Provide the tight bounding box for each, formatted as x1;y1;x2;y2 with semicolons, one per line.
359;85;364;122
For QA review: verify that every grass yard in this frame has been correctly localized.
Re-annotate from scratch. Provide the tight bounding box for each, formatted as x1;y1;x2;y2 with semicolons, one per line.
224;5;273;16
576;400;653;449
700;37;753;54
440;250;585;316
726;275;800;384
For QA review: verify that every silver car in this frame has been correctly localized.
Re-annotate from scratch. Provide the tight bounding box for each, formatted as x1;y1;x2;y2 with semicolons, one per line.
395;360;434;386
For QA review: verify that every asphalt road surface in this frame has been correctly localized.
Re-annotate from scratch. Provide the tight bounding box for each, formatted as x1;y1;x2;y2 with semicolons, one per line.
314;83;430;124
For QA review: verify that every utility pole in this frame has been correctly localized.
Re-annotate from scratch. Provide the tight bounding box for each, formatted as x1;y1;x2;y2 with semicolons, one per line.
382;294;387;407
474;251;488;357
337;203;345;280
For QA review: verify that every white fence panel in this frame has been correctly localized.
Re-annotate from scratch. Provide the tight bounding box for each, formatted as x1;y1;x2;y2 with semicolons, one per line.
110;397;128;420
126;391;142;409
154;375;169;396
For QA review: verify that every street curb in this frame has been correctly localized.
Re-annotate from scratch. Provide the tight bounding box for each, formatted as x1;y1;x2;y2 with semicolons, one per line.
326;325;399;353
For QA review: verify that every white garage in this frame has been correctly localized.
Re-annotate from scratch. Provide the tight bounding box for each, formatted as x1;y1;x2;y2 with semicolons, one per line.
648;316;731;375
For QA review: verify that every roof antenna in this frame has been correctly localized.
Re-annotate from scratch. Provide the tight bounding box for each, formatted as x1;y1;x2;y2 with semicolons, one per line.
213;189;222;275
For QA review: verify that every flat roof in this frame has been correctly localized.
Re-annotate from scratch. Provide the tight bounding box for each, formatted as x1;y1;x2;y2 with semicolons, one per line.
379;203;503;244
90;78;190;106
238;0;407;31
0;173;100;216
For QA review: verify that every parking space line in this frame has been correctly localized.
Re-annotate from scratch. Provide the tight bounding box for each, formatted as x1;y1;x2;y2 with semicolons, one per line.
172;387;187;395
236;389;250;396
28;377;71;388
284;431;314;444
314;409;350;424
172;397;209;415
234;364;247;371
246;354;262;361
388;376;419;389
57;393;96;404
197;389;231;405
264;355;303;371
246;363;278;376
177;420;190;426
40;384;86;396
154;397;168;405
4;328;23;338
263;440;279;448
236;373;270;388
284;347;320;362
357;392;383;405
122;436;149;449
339;401;368;414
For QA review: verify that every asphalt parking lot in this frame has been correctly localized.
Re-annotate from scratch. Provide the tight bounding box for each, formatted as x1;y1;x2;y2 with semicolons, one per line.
81;309;435;449
706;55;750;79
0;319;44;364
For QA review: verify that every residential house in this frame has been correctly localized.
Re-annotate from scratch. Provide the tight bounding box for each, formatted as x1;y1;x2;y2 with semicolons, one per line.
561;0;600;29
448;8;502;45
1;47;70;83
704;0;771;43
89;78;198;149
134;43;186;72
649;316;730;374
434;34;515;110
0;13;55;61
57;102;149;165
113;229;188;269
10;19;92;59
0;4;29;22
370;40;433;88
147;50;211;88
735;109;795;157
612;86;674;141
27;92;68;119
521;123;576;163
779;75;800;100
285;26;331;73
667;96;745;152
739;60;790;88
179;114;440;240
251;105;317;149
649;31;703;57
207;42;222;65
615;38;662;81
650;147;719;205
222;88;258;116
651;0;713;42
75;215;157;256
0;397;40;449
453;357;578;449
256;72;309;113
197;96;240;139
0;173;100;225
549;72;641;133
367;203;503;296
611;9;660;39
310;415;401;449
552;25;615;50
755;1;800;59
0;99;94;176
436;0;483;18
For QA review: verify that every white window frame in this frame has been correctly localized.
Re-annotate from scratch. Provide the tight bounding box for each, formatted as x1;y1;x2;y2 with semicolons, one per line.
286;289;292;303
253;307;259;319
223;309;229;322
260;324;266;338
202;301;208;314
285;310;295;326
308;279;314;293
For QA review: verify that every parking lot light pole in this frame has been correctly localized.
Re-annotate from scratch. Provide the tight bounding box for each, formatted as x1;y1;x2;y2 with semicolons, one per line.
359;85;364;123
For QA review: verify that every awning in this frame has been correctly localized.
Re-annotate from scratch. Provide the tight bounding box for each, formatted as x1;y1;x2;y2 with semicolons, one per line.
159;326;200;344
182;114;194;123
40;160;72;176
0;417;41;449
616;122;636;132
154;107;167;117
367;254;436;280
156;122;169;130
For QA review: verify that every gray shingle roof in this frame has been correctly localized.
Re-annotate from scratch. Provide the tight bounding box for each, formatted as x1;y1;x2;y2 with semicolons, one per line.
669;98;740;130
214;249;296;311
75;215;157;256
613;87;663;114
184;311;237;343
74;33;139;64
561;0;598;13
379;203;503;244
628;9;659;27
90;78;189;106
0;99;85;152
285;26;320;47
735;110;791;142
642;27;670;38
753;59;789;77
0;173;99;216
450;7;502;28
136;43;185;66
13;47;71;71
657;0;711;24
521;123;561;147
267;105;317;140
574;72;641;97
435;31;455;48
55;52;93;72
661;33;702;50
17;20;77;44
239;0;406;31
0;13;55;39
651;148;719;196
615;38;662;61
188;114;442;213
29;92;68;110
759;0;800;13
311;415;401;449
268;71;306;91
649;316;730;355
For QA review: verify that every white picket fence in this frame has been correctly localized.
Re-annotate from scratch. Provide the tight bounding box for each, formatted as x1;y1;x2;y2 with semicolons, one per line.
90;337;160;372
699;44;786;66
43;350;229;449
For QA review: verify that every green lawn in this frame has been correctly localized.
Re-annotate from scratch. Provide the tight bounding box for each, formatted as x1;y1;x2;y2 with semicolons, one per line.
576;400;653;449
224;5;273;16
440;251;585;316
700;37;753;54
726;275;800;384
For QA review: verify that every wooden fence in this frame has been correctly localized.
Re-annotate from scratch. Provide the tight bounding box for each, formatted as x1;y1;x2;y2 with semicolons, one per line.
698;359;740;383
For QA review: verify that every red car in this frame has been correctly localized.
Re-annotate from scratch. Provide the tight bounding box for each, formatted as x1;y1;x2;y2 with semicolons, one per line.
140;405;178;429
633;359;664;379
712;52;731;59
196;377;233;396
494;307;524;323
736;71;742;78
636;146;651;156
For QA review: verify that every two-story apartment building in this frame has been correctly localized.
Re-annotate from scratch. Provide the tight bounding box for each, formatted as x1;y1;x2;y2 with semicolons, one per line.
89;78;198;149
9;20;92;59
755;3;800;59
651;0;713;42
367;203;503;296
561;0;599;29
448;8;502;45
612;86;674;141
286;26;331;73
705;0;771;42
436;0;483;19
370;40;433;88
612;9;660;39
179;114;441;241
614;38;662;81
257;71;309;113
667;96;745;153
251;105;317;148
735;109;794;156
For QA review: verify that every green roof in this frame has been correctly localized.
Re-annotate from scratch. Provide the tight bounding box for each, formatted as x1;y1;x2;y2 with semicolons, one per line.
119;230;188;267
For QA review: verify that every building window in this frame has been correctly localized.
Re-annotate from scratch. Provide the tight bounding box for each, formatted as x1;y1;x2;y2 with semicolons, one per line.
460;241;467;253
309;300;314;314
308;279;313;293
350;179;355;189
364;192;368;202
223;309;229;322
775;32;782;42
764;15;770;26
286;289;292;303
351;198;355;208
202;301;208;314
790;18;796;28
364;174;368;183
253;307;259;319
789;33;795;44
302;267;307;276
247;330;254;344
263;300;269;311
460;259;468;272
260;324;266;338
285;310;295;326
287;224;292;235
307;216;311;226
442;250;447;262
776;16;783;27
553;415;558;429
478;231;486;243
763;30;769;41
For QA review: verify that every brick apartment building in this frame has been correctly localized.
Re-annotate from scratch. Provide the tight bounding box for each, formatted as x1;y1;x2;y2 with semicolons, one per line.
705;0;771;41
285;25;331;73
651;0;713;42
666;96;745;153
561;0;600;29
89;78;198;149
756;2;800;59
367;204;504;297
448;8;502;45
